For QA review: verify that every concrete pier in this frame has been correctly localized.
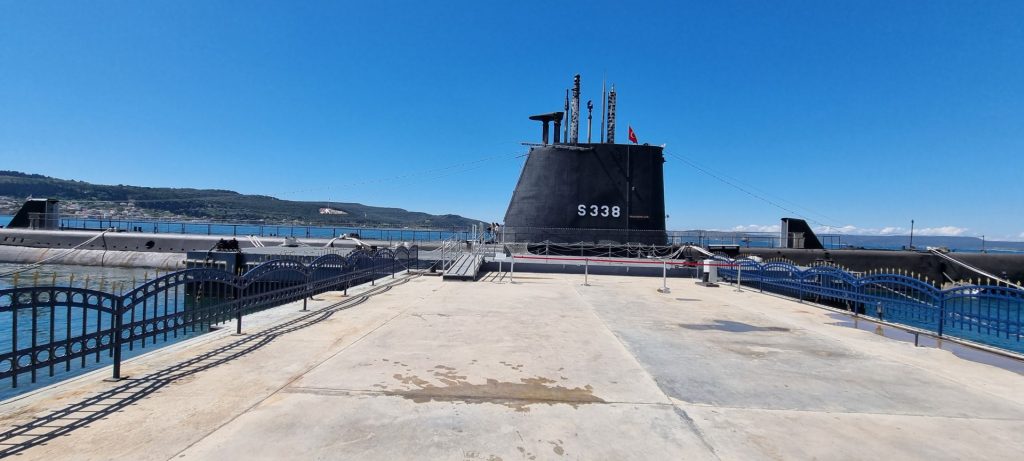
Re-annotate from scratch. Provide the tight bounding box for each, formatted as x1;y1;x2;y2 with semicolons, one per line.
2;272;1022;460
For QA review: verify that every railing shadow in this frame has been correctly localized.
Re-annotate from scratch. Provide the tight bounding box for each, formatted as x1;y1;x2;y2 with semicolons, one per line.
0;276;411;457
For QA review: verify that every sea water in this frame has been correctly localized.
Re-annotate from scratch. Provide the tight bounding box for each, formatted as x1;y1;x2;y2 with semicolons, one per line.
0;263;205;398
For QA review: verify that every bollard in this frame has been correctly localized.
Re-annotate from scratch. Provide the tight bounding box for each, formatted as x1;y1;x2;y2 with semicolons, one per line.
658;260;671;293
584;257;592;285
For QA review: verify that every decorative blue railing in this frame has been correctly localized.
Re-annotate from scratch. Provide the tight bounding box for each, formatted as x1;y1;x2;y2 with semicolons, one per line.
716;258;1024;354
0;247;417;391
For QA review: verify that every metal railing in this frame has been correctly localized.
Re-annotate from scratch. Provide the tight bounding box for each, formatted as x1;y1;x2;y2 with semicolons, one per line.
39;215;477;243
714;258;1024;354
0;247;417;391
496;226;845;249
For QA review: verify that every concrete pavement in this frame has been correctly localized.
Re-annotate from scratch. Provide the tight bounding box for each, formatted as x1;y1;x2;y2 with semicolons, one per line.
1;271;1022;460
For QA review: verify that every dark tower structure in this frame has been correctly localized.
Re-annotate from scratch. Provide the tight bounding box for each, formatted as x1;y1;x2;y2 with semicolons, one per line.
505;76;666;245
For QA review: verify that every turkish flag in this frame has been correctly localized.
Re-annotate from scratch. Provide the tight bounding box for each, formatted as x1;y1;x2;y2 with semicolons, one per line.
628;125;638;144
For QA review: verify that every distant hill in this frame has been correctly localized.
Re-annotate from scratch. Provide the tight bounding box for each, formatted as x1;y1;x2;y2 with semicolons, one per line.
0;170;480;228
829;234;1024;252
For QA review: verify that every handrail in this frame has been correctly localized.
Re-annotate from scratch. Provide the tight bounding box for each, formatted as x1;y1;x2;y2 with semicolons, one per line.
930;249;1023;289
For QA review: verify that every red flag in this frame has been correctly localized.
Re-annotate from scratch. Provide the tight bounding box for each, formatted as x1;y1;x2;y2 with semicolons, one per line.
628;125;638;144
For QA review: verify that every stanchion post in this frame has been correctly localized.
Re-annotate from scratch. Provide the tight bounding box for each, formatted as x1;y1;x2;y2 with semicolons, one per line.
510;255;515;283
583;258;590;286
735;263;743;292
658;260;671;293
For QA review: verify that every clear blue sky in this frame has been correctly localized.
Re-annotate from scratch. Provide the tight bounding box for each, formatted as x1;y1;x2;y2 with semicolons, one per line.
2;1;1022;239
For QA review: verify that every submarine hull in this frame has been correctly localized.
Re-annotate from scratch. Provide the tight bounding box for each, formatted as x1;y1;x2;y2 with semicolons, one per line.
503;143;666;244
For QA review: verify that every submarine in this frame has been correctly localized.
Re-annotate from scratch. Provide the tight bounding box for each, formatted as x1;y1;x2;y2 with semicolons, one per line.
503;75;666;245
501;74;1024;283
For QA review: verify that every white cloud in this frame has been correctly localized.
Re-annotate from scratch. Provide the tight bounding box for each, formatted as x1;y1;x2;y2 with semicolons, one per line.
914;226;968;236
1019;232;1024;239
730;224;780;233
878;227;905;235
723;223;970;237
812;225;967;236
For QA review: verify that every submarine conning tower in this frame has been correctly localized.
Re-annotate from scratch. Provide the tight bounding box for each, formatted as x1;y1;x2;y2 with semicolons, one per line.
503;75;667;245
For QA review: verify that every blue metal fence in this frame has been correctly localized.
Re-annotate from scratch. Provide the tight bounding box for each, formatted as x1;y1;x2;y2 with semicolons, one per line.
0;247;417;391
716;259;1024;354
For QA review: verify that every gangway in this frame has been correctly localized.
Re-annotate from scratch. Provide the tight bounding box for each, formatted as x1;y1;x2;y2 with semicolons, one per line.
929;248;1023;289
442;252;485;281
682;244;714;258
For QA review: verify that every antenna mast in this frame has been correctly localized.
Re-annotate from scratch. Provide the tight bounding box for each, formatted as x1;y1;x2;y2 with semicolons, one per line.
586;100;593;143
606;85;617;144
563;89;570;144
570;74;581;144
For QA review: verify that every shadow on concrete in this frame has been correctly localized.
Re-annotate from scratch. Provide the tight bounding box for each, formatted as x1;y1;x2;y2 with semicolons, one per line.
679;320;791;333
0;277;412;457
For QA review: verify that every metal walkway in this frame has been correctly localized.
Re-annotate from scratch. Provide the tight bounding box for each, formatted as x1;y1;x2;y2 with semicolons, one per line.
442;253;484;281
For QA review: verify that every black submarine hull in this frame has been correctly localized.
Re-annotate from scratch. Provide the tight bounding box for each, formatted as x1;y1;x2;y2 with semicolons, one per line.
503;143;666;244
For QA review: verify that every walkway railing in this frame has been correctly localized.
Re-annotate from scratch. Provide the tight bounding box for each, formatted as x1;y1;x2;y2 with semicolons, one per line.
715;258;1024;354
47;215;477;243
0;247;417;391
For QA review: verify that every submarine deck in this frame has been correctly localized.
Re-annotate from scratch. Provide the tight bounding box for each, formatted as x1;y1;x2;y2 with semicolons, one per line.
2;272;1022;460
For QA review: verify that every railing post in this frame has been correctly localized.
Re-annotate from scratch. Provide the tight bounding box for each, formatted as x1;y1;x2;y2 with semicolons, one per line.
108;296;124;381
510;255;515;283
235;286;244;335
797;272;803;302
735;263;743;292
937;297;946;337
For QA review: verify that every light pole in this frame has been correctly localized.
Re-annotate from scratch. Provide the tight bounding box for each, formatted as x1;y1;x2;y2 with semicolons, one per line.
909;219;915;250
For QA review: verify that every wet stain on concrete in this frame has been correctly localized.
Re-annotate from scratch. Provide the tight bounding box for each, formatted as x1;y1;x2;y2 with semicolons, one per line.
721;343;853;359
679;320;790;333
387;372;603;412
499;361;524;371
548;439;565;456
516;447;537;460
433;365;468;385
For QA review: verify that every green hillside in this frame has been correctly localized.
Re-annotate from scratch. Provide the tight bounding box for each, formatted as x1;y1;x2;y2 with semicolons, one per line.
0;171;479;228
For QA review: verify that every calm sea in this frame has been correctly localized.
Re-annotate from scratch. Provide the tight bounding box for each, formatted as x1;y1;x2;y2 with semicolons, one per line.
0;262;207;398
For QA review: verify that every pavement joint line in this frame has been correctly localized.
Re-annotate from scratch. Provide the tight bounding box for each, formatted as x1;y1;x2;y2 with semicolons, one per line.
569;280;676;406
164;274;430;461
572;280;727;459
673;399;1024;422
566;277;731;459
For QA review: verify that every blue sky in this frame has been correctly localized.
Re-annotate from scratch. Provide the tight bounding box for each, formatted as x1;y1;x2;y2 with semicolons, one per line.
1;1;1022;239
